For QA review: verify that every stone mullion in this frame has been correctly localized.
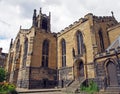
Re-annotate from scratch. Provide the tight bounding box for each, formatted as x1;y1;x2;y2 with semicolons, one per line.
25;36;34;88
16;38;25;88
9;50;17;83
26;37;34;66
6;51;11;72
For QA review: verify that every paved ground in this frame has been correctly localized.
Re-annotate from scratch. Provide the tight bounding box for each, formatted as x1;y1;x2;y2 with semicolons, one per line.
19;92;63;94
17;88;65;94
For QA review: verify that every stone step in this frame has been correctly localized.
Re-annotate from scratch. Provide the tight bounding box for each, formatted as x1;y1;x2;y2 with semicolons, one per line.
64;78;86;93
100;91;120;94
105;87;120;92
65;81;80;93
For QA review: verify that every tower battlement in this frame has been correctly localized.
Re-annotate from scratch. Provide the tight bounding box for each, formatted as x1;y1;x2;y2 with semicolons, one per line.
58;13;118;36
93;15;117;23
32;8;51;32
58;17;88;35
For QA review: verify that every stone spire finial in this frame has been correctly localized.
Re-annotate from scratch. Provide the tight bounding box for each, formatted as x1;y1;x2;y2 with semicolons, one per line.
111;11;114;17
10;38;13;49
40;7;42;14
33;9;37;18
49;12;51;18
20;25;22;30
32;9;37;26
0;48;2;54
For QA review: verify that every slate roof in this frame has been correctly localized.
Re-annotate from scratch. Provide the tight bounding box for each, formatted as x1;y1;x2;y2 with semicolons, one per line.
107;36;120;51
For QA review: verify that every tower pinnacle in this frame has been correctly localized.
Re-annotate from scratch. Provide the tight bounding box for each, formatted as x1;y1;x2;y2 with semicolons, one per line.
32;9;37;26
111;11;114;17
39;7;42;14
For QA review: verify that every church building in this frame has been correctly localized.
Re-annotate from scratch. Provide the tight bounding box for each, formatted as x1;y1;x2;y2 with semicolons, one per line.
6;8;120;91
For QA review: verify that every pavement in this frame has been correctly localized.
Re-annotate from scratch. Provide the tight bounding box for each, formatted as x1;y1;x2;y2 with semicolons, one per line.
19;92;63;94
16;88;64;94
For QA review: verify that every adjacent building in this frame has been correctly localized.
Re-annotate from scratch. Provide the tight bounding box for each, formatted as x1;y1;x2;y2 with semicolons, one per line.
0;48;8;68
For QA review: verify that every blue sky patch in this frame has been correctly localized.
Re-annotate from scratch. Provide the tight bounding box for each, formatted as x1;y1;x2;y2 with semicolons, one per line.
0;36;7;40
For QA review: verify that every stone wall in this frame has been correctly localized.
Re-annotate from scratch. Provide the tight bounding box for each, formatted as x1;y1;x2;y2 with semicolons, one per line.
94;50;120;89
57;16;95;79
31;29;57;69
58;67;73;87
108;24;120;44
29;67;57;88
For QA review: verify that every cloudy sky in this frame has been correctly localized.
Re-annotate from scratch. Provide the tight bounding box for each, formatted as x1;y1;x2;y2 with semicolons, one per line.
0;0;120;53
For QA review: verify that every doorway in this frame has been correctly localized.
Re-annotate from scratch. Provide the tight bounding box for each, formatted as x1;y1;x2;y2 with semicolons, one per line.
74;60;84;80
43;79;48;88
106;61;118;86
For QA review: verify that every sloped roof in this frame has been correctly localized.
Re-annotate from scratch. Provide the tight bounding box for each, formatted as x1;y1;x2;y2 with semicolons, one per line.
107;36;120;51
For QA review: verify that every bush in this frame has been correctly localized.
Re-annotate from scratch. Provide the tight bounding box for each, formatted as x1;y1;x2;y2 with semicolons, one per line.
0;68;6;82
80;80;99;94
0;82;18;94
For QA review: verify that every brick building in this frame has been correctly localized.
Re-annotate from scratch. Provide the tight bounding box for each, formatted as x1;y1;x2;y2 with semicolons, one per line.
0;48;8;68
6;9;120;91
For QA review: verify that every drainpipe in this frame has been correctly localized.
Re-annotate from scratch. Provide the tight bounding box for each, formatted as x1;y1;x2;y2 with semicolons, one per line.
56;36;59;87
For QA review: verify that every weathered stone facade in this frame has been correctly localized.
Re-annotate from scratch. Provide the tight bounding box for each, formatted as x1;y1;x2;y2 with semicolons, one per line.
6;9;57;89
5;9;120;90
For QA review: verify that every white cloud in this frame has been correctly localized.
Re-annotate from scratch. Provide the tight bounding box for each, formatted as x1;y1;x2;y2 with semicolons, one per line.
0;0;120;53
0;39;11;53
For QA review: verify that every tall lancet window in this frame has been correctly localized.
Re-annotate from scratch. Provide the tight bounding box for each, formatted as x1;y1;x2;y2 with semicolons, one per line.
42;39;49;67
16;39;20;52
76;31;83;55
42;17;48;30
15;39;20;64
61;39;66;67
99;30;104;52
23;38;28;67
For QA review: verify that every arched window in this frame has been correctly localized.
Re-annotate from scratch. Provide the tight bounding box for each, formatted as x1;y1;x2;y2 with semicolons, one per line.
61;39;66;67
16;39;20;52
76;31;83;55
42;17;48;31
99;30;104;52
15;39;20;63
23;38;28;67
42;39;49;67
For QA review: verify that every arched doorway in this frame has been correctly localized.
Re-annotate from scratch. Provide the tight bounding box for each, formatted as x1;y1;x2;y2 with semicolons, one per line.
106;61;118;86
43;79;48;88
74;60;84;80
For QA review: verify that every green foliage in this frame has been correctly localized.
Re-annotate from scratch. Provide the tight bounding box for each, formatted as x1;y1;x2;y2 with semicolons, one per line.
80;80;99;94
0;68;17;94
0;82;18;94
0;68;6;82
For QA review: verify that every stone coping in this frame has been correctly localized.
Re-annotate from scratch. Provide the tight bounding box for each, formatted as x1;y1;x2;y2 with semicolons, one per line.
16;88;62;93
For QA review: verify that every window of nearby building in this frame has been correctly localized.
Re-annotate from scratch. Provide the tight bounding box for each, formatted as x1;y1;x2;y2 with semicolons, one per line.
23;38;28;67
42;39;49;67
76;31;83;55
98;30;104;52
61;39;66;67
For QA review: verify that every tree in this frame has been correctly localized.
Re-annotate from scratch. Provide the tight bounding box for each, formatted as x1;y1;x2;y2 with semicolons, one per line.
0;68;6;82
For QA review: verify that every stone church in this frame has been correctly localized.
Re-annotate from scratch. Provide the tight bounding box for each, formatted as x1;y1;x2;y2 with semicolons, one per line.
6;8;120;91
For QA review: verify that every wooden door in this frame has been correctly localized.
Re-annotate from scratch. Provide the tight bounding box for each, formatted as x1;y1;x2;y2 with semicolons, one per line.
74;61;84;80
107;62;118;86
